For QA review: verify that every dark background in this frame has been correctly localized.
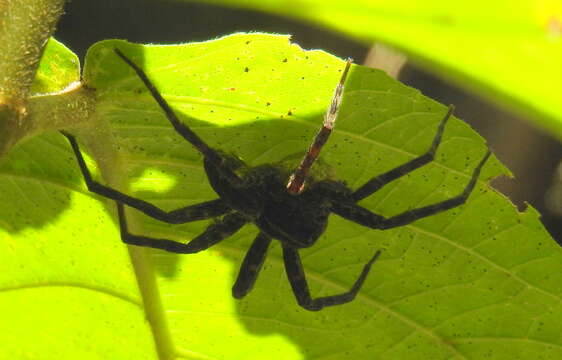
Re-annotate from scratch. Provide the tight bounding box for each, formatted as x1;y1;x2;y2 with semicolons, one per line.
54;0;562;241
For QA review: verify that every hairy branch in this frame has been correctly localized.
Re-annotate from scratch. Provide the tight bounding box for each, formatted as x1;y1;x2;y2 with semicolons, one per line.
0;0;66;155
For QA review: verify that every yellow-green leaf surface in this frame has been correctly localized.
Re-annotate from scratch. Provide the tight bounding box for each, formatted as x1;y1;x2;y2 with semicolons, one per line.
31;37;80;94
1;34;560;359
188;0;562;140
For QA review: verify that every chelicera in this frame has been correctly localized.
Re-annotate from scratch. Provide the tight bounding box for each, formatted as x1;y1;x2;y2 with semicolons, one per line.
61;48;491;311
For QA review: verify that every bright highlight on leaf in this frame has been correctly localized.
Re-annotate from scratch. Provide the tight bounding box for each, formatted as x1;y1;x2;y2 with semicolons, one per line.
130;168;177;194
1;33;560;359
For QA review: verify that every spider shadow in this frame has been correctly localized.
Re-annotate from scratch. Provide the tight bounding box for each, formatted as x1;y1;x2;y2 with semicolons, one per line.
125;104;403;357
0;131;82;233
133;113;389;359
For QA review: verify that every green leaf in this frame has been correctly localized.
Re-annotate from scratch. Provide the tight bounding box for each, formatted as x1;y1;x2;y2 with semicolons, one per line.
1;33;559;359
185;0;562;140
31;37;80;94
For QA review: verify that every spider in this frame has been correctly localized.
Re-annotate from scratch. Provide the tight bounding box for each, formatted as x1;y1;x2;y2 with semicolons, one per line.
61;48;491;311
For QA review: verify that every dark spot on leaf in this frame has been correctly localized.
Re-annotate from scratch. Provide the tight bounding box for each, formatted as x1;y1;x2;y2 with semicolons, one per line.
244;67;249;72
287;110;292;116
246;40;251;44
266;102;271;106
282;58;287;62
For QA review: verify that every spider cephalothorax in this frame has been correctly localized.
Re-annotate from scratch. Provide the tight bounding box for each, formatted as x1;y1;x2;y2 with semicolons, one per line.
61;48;490;311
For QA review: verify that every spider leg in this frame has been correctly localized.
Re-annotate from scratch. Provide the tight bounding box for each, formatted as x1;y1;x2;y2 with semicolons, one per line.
232;232;272;299
282;245;381;311
117;202;246;253
352;105;454;202
61;131;230;223
334;150;491;229
287;59;352;194
114;48;242;186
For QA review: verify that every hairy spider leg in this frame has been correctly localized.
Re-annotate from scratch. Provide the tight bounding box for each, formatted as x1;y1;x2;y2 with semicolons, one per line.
114;48;243;186
282;246;382;311
333;149;492;229
232;232;273;299
286;58;353;194
60;131;231;224
117;202;247;253
353;105;455;202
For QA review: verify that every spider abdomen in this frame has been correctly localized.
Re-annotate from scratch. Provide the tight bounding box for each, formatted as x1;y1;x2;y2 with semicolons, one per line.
257;191;332;248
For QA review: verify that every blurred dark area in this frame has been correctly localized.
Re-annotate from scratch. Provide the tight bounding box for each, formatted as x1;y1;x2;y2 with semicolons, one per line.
55;0;562;242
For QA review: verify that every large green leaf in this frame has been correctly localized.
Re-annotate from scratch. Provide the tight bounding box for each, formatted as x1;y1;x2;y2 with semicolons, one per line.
1;34;559;359
187;0;562;140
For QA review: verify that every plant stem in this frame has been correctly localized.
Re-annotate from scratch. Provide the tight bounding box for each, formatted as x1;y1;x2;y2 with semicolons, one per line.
0;0;66;155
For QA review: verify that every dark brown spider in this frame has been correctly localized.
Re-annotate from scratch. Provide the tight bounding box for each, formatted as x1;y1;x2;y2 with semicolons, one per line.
61;48;490;311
